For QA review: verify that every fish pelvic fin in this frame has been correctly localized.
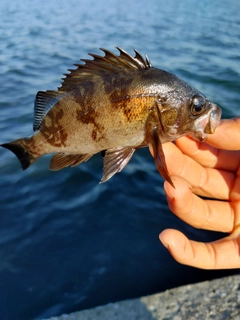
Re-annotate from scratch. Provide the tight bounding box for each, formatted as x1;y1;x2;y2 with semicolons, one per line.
146;124;175;188
100;147;136;183
1;138;39;170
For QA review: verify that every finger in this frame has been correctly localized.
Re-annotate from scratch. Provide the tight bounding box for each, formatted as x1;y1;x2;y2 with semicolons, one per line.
206;117;240;150
162;145;234;200
164;176;234;232
159;227;240;269
175;136;240;173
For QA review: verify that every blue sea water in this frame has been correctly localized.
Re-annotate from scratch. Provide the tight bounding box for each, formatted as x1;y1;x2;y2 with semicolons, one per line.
0;0;240;319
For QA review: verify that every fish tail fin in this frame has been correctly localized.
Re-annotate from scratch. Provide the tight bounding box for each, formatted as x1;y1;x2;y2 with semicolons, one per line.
1;138;39;170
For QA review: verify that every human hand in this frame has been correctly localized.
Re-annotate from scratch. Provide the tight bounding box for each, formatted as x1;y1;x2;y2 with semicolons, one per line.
160;117;240;269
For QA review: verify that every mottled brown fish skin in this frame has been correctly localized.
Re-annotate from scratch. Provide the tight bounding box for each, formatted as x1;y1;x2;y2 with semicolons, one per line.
39;93;155;151
1;47;222;184
34;70;160;154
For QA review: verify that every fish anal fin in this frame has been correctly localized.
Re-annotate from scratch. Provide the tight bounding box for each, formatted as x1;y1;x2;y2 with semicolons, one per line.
49;153;92;171
100;147;135;183
147;125;174;188
34;90;64;131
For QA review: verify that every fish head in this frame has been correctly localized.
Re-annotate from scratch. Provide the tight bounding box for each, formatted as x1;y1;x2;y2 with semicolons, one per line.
155;78;222;142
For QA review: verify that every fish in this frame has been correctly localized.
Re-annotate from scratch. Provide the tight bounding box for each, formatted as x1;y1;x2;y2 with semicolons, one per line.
1;47;222;187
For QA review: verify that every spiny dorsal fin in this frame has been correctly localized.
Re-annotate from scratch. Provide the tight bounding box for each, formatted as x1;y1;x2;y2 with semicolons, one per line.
58;47;152;92
34;90;64;131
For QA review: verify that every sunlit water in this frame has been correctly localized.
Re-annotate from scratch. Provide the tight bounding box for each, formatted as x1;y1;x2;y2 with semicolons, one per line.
0;0;240;319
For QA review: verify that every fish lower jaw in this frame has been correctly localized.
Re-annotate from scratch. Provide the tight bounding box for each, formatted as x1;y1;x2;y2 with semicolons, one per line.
207;105;222;133
193;104;222;140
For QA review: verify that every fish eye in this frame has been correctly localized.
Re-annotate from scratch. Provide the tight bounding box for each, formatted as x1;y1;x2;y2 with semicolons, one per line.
190;94;206;115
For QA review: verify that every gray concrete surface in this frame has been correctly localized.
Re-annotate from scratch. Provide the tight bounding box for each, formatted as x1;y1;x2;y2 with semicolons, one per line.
44;274;240;320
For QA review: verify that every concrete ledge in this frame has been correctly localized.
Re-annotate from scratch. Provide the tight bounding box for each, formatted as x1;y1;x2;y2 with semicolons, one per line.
44;274;240;320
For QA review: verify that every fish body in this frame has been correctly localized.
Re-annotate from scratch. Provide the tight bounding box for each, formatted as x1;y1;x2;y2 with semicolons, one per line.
1;48;222;185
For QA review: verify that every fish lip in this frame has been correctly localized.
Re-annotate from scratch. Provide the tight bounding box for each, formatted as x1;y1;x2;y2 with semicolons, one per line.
192;103;222;141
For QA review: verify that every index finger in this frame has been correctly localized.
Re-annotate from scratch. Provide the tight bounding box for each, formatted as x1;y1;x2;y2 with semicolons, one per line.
162;142;234;199
175;136;240;173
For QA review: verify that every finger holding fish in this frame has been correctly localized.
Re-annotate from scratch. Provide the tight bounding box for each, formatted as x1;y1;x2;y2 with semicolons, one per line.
163;175;234;232
174;135;240;172
205;117;240;150
161;142;234;200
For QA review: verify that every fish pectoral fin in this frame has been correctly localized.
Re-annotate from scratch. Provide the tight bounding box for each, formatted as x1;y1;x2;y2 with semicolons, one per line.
100;147;136;183
147;125;174;188
49;153;92;171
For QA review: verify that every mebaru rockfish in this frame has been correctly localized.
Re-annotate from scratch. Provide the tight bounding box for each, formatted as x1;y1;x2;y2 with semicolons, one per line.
1;48;222;186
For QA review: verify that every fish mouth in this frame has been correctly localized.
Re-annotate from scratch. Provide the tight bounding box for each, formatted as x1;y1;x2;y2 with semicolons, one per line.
193;103;222;141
